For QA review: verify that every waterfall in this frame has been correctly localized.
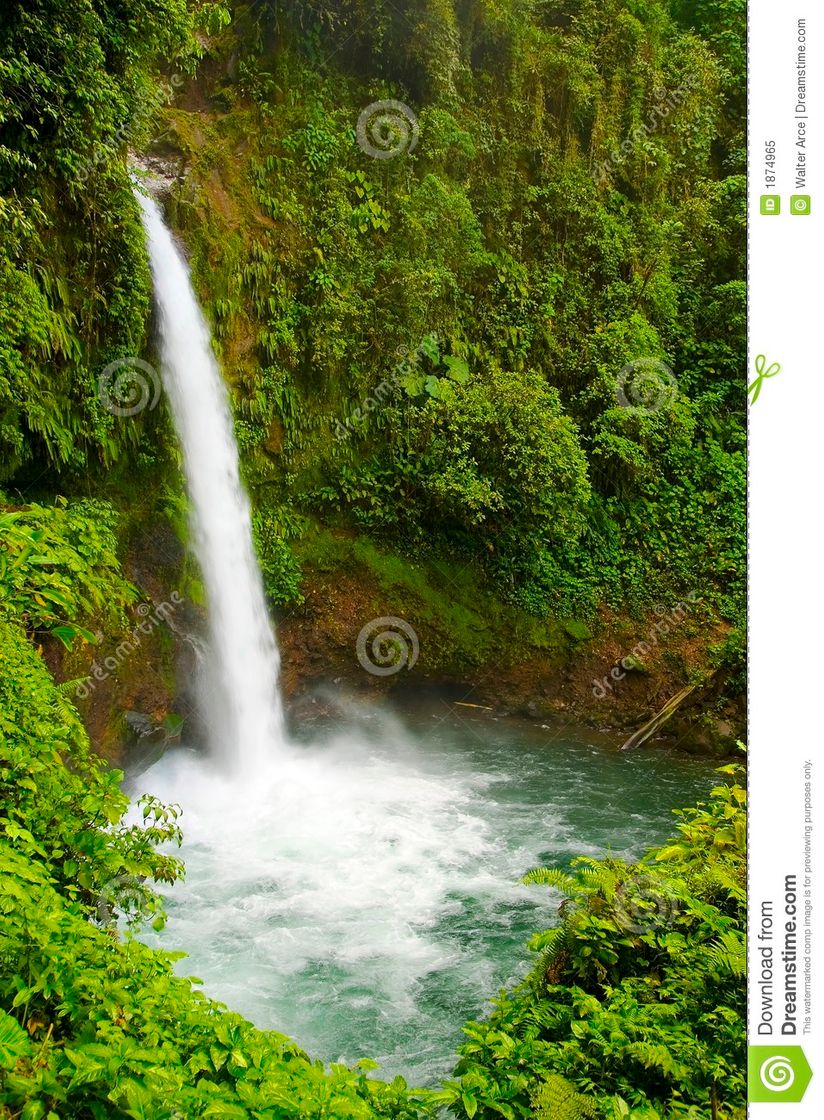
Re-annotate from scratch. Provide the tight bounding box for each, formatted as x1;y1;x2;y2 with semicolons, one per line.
135;189;284;770
129;194;714;1092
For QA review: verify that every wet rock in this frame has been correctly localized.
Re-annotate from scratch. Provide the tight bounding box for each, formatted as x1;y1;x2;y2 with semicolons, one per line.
120;709;184;777
124;711;160;739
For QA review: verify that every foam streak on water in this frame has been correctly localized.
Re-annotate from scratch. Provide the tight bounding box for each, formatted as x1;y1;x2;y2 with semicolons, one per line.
136;190;283;770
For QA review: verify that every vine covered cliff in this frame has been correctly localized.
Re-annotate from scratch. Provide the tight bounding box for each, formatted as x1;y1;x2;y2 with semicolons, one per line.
1;0;745;744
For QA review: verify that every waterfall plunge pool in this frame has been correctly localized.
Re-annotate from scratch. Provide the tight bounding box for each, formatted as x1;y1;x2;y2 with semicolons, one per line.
131;188;716;1089
133;696;717;1087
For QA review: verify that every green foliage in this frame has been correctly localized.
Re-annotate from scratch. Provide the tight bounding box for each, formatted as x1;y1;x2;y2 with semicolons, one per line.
252;506;305;607
322;364;591;583
0;499;135;646
0;0;194;188
0;497;436;1120
0;616;183;932
533;1075;599;1120
0;0;199;480
438;765;746;1119
157;0;746;644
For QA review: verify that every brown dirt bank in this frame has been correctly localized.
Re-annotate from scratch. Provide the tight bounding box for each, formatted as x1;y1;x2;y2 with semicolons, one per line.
52;521;742;763
277;577;743;758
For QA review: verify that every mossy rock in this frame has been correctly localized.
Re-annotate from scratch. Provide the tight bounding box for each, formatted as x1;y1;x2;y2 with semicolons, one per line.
561;618;592;643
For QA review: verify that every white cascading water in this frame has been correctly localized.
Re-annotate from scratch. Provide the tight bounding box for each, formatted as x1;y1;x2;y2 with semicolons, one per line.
136;189;284;770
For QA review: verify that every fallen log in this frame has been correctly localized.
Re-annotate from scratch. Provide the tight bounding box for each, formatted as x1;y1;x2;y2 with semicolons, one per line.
619;681;701;752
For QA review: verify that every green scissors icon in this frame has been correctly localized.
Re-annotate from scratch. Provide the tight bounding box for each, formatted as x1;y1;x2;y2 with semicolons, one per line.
748;355;781;404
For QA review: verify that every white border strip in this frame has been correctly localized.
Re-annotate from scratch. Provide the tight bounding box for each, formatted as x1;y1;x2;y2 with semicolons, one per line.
749;1;822;1112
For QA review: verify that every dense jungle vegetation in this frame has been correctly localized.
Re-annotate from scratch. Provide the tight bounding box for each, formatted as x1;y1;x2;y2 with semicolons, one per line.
1;0;745;1117
1;0;745;632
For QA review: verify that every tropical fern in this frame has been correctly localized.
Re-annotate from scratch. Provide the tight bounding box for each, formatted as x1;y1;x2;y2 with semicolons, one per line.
705;930;746;978
625;1041;689;1080
533;1074;599;1120
522;867;579;894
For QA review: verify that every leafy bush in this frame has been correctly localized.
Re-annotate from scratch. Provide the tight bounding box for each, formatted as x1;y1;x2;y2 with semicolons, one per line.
0;499;135;646
0;837;434;1119
0;616;183;931
397;365;591;546
0;509;434;1119
252;506;305;607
